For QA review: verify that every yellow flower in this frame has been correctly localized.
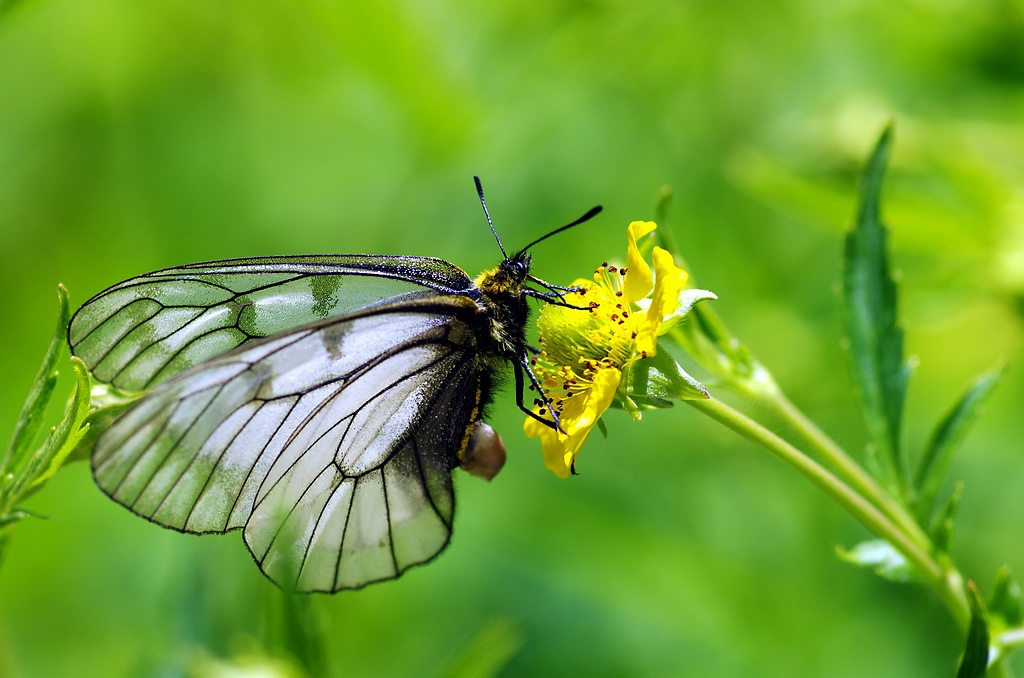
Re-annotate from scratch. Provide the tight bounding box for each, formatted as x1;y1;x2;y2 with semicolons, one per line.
524;221;691;478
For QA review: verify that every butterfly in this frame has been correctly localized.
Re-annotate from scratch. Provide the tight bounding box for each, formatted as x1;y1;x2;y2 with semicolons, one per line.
67;178;601;592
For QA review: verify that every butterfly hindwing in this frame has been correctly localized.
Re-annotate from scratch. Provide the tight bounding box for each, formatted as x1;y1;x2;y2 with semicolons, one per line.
68;255;475;392
90;296;485;591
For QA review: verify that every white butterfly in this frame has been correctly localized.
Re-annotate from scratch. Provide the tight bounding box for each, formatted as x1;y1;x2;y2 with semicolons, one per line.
69;190;601;592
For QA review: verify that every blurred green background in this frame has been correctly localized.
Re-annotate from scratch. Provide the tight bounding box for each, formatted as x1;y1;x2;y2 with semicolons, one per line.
1;0;1024;675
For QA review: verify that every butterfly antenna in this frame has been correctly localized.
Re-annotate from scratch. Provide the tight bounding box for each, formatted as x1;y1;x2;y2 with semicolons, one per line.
474;175;508;260
519;205;603;254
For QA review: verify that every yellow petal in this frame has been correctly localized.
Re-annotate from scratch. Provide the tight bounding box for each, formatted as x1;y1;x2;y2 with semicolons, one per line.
524;368;621;478
523;415;550;439
524;412;571;478
635;247;687;356
624;221;657;302
572;368;620;431
541;428;572;478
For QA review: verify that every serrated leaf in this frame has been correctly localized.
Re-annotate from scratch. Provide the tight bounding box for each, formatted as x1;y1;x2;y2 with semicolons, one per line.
3;285;70;475
836;539;917;583
915;364;1004;522
29;357;93;490
621;343;709;401
841;125;912;494
990;567;1023;628
63;398;137;465
958;582;990;678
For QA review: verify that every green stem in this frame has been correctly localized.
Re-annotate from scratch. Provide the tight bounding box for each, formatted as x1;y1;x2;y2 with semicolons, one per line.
765;391;932;550
686;396;971;632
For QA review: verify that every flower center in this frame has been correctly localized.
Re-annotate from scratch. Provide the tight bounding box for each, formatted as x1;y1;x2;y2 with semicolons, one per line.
531;264;642;419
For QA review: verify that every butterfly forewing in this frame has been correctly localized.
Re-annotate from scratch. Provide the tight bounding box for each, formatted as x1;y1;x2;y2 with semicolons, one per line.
89;296;484;591
69;255;475;392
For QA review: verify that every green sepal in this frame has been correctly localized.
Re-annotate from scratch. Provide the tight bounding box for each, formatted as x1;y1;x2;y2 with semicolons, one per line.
620;343;709;402
957;582;991;678
929;481;963;556
596;418;609;439
990;566;1024;629
608;394;674;418
616;394;644;422
836;539;917;583
627;396;675;410
841;124;912;496
914;363;1005;523
655;289;718;334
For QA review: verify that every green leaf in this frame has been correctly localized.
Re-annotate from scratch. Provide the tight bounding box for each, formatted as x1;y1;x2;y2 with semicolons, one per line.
63;396;138;466
930;481;963;555
29;358;93;491
442;617;524;678
990;567;1023;628
2;285;70;477
621;343;709;401
836;539;917;583
841;125;912;495
265;590;327;677
958;582;991;678
0;509;35;531
914;363;1004;521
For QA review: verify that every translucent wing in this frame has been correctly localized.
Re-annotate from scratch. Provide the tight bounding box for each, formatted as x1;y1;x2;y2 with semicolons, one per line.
69;255;475;392
91;296;485;592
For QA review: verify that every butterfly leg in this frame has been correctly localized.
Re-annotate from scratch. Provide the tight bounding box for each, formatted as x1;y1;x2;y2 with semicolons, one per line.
514;357;563;432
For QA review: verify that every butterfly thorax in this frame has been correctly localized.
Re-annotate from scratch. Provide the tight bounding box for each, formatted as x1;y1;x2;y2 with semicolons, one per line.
473;253;532;358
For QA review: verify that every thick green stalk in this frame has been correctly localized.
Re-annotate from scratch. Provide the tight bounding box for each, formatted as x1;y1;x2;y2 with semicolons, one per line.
686;396;971;632
765;391;932;549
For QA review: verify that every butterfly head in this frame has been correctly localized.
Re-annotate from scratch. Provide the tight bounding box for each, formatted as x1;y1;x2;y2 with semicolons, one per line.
474;250;532;298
